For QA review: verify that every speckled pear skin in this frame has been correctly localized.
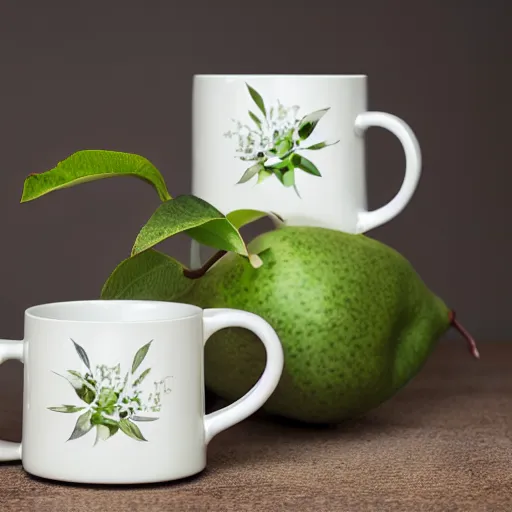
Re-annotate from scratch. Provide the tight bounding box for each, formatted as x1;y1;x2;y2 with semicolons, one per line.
179;226;451;424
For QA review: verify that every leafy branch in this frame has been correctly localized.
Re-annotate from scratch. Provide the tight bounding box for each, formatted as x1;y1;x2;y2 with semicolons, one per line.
21;151;281;311
21;150;267;268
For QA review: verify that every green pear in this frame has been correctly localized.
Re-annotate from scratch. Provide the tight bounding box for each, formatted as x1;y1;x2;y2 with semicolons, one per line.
178;226;478;424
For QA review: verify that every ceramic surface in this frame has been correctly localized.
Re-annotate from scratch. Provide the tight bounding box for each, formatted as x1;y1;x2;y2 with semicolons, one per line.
0;300;284;484
192;74;421;232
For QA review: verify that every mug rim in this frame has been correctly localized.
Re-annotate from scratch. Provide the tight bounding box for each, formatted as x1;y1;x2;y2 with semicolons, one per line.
194;73;367;79
25;299;203;324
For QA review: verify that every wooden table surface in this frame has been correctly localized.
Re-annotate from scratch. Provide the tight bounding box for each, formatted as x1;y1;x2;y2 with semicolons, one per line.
1;341;511;511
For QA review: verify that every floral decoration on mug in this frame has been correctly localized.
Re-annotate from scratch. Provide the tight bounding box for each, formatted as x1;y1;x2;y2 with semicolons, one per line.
49;339;171;445
224;83;338;196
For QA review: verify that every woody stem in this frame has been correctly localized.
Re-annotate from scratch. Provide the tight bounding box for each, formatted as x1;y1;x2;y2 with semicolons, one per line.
183;250;227;280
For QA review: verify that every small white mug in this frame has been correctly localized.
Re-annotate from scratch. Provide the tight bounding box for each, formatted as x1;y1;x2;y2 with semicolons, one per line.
192;74;421;234
0;300;284;484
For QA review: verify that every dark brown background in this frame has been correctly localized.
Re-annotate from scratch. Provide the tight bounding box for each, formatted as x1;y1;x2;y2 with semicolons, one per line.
0;1;510;341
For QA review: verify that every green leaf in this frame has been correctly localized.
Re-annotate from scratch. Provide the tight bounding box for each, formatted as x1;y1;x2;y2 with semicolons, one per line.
94;425;112;445
248;111;262;129
74;385;95;404
132;341;152;374
301;140;338;150
276;139;293;158
106;425;119;437
93;417;120;444
132;415;159;422
54;370;96;404
246;83;266;116
21;150;171;203
282;169;295;188
273;168;285;184
298;108;330;140
266;158;291;170
70;339;91;371
237;163;263;184
294;155;322;177
91;414;119;433
48;405;85;413
68;372;96;404
131;195;249;258
97;387;118;411
67;370;96;392
257;169;273;183
105;423;120;437
91;412;102;425
102;231;273;305
119;418;147;441
226;210;285;231
226;209;268;229
101;249;193;301
133;368;151;387
68;410;93;441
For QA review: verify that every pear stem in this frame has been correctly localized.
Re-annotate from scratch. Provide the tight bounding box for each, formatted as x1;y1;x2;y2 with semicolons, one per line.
183;250;227;280
449;311;480;359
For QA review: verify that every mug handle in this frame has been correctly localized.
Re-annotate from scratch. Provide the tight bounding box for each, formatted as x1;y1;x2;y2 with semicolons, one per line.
202;309;284;444
0;339;23;461
354;111;422;233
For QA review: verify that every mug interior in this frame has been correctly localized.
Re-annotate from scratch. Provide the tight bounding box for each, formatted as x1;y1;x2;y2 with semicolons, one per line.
25;300;202;323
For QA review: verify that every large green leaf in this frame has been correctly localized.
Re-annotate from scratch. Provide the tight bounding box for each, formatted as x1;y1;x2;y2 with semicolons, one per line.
21;150;171;203
131;195;249;258
119;418;147;441
101;250;191;300
297;108;330;140
246;83;266;116
226;209;270;229
226;210;284;229
101;249;193;301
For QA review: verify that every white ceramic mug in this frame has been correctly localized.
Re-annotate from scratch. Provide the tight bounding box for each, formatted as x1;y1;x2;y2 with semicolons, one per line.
0;300;284;484
191;74;421;265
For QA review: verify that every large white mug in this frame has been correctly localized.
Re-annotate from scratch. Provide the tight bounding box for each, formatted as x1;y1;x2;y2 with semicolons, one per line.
0;300;284;484
191;74;421;265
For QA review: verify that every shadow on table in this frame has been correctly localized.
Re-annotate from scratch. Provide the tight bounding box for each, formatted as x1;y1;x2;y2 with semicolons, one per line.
22;468;210;491
206;403;404;468
203;378;458;468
